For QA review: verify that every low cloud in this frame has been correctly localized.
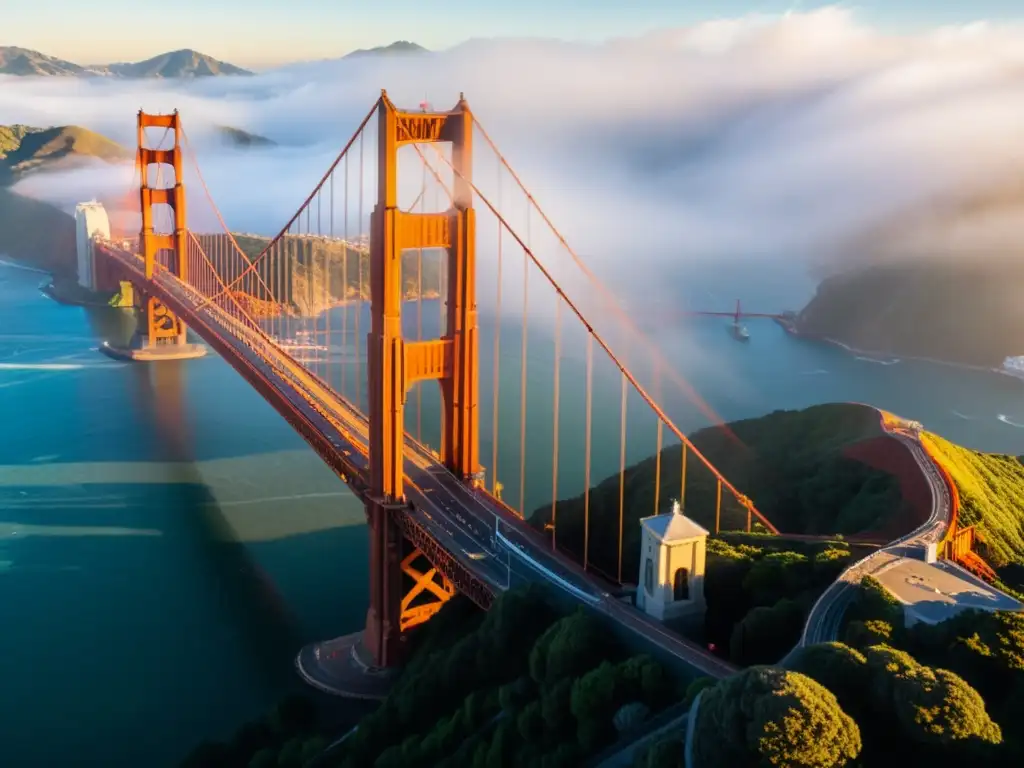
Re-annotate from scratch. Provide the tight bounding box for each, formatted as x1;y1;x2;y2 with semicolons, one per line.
5;6;1024;318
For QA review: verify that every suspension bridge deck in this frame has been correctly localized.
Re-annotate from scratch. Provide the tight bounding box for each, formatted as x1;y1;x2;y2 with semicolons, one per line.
96;240;737;685
89;94;776;697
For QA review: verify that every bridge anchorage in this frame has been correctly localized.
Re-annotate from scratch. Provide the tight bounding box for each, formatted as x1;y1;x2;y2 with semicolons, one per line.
103;111;206;362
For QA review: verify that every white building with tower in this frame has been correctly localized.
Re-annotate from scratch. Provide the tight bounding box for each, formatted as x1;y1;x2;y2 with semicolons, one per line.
636;501;708;622
74;201;110;291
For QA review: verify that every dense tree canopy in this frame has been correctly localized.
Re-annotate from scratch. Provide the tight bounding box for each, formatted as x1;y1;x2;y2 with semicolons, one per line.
306;589;682;768
790;636;1004;766
703;537;855;665
691;666;861;768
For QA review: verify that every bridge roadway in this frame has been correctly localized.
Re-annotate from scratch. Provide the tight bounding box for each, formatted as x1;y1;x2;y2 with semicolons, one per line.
790;428;952;654
98;245;736;681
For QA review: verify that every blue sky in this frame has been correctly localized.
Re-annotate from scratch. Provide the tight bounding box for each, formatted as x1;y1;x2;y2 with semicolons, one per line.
4;0;1023;68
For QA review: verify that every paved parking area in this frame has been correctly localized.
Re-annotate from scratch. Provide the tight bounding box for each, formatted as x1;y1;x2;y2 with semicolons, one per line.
876;557;1022;625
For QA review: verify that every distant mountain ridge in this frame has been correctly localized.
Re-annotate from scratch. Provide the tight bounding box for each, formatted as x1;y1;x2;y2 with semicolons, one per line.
343;41;428;58
0;46;252;77
0;41;429;77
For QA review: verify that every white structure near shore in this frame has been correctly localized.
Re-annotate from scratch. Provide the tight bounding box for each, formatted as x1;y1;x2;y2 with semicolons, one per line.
636;501;708;622
75;201;110;291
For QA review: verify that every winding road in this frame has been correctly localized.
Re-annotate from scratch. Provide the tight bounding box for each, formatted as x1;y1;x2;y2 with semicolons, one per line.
788;424;952;656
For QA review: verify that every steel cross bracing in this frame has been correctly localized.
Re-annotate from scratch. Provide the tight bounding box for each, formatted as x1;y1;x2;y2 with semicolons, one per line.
95;94;780;675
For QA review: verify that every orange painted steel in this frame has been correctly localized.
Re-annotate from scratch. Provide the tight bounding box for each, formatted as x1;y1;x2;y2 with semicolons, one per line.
427;144;780;535
98;96;801;677
364;94;481;667
399;549;456;631
135;111;190;349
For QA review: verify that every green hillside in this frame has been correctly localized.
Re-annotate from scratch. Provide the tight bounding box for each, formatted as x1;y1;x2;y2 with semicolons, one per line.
530;403;906;580
183;587;682;768
920;432;1024;576
0;125;130;184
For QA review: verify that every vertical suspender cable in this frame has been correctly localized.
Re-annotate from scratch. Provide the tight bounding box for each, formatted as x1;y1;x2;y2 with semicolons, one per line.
342;152;349;399
680;442;687;509
715;478;722;534
355;131;364;411
491;165;503;496
583;333;594;572
617;371;627;583
416;159;426;442
654;420;663;516
518;210;530;517
440;144;448;339
550;298;562;549
327;170;334;389
653;359;663;516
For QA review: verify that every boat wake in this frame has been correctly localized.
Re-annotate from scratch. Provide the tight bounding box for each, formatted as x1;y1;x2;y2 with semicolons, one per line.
855;356;901;366
0;363;86;371
951;410;973;420
997;414;1024;429
800;369;829;376
0;258;49;275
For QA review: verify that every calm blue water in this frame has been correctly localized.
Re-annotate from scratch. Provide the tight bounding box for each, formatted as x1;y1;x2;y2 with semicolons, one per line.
1;253;1022;767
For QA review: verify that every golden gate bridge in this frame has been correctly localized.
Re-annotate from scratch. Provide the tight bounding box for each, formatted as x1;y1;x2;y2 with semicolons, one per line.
91;91;793;694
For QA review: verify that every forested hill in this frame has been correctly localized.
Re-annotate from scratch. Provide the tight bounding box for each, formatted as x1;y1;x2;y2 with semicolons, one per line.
796;257;1024;367
529;403;909;580
796;179;1024;367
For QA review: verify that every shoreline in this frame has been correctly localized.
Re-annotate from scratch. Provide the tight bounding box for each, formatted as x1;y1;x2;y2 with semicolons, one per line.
774;317;1017;381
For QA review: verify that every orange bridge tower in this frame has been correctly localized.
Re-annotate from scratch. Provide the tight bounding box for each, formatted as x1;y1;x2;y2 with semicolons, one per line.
105;110;205;362
363;92;480;668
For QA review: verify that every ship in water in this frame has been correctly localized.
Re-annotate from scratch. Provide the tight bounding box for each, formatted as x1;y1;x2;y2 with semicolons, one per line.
1001;356;1024;381
729;321;750;341
727;298;750;341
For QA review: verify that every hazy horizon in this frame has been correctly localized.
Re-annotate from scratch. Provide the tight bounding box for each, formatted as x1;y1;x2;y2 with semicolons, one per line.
4;1;1024;69
6;6;1024;325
